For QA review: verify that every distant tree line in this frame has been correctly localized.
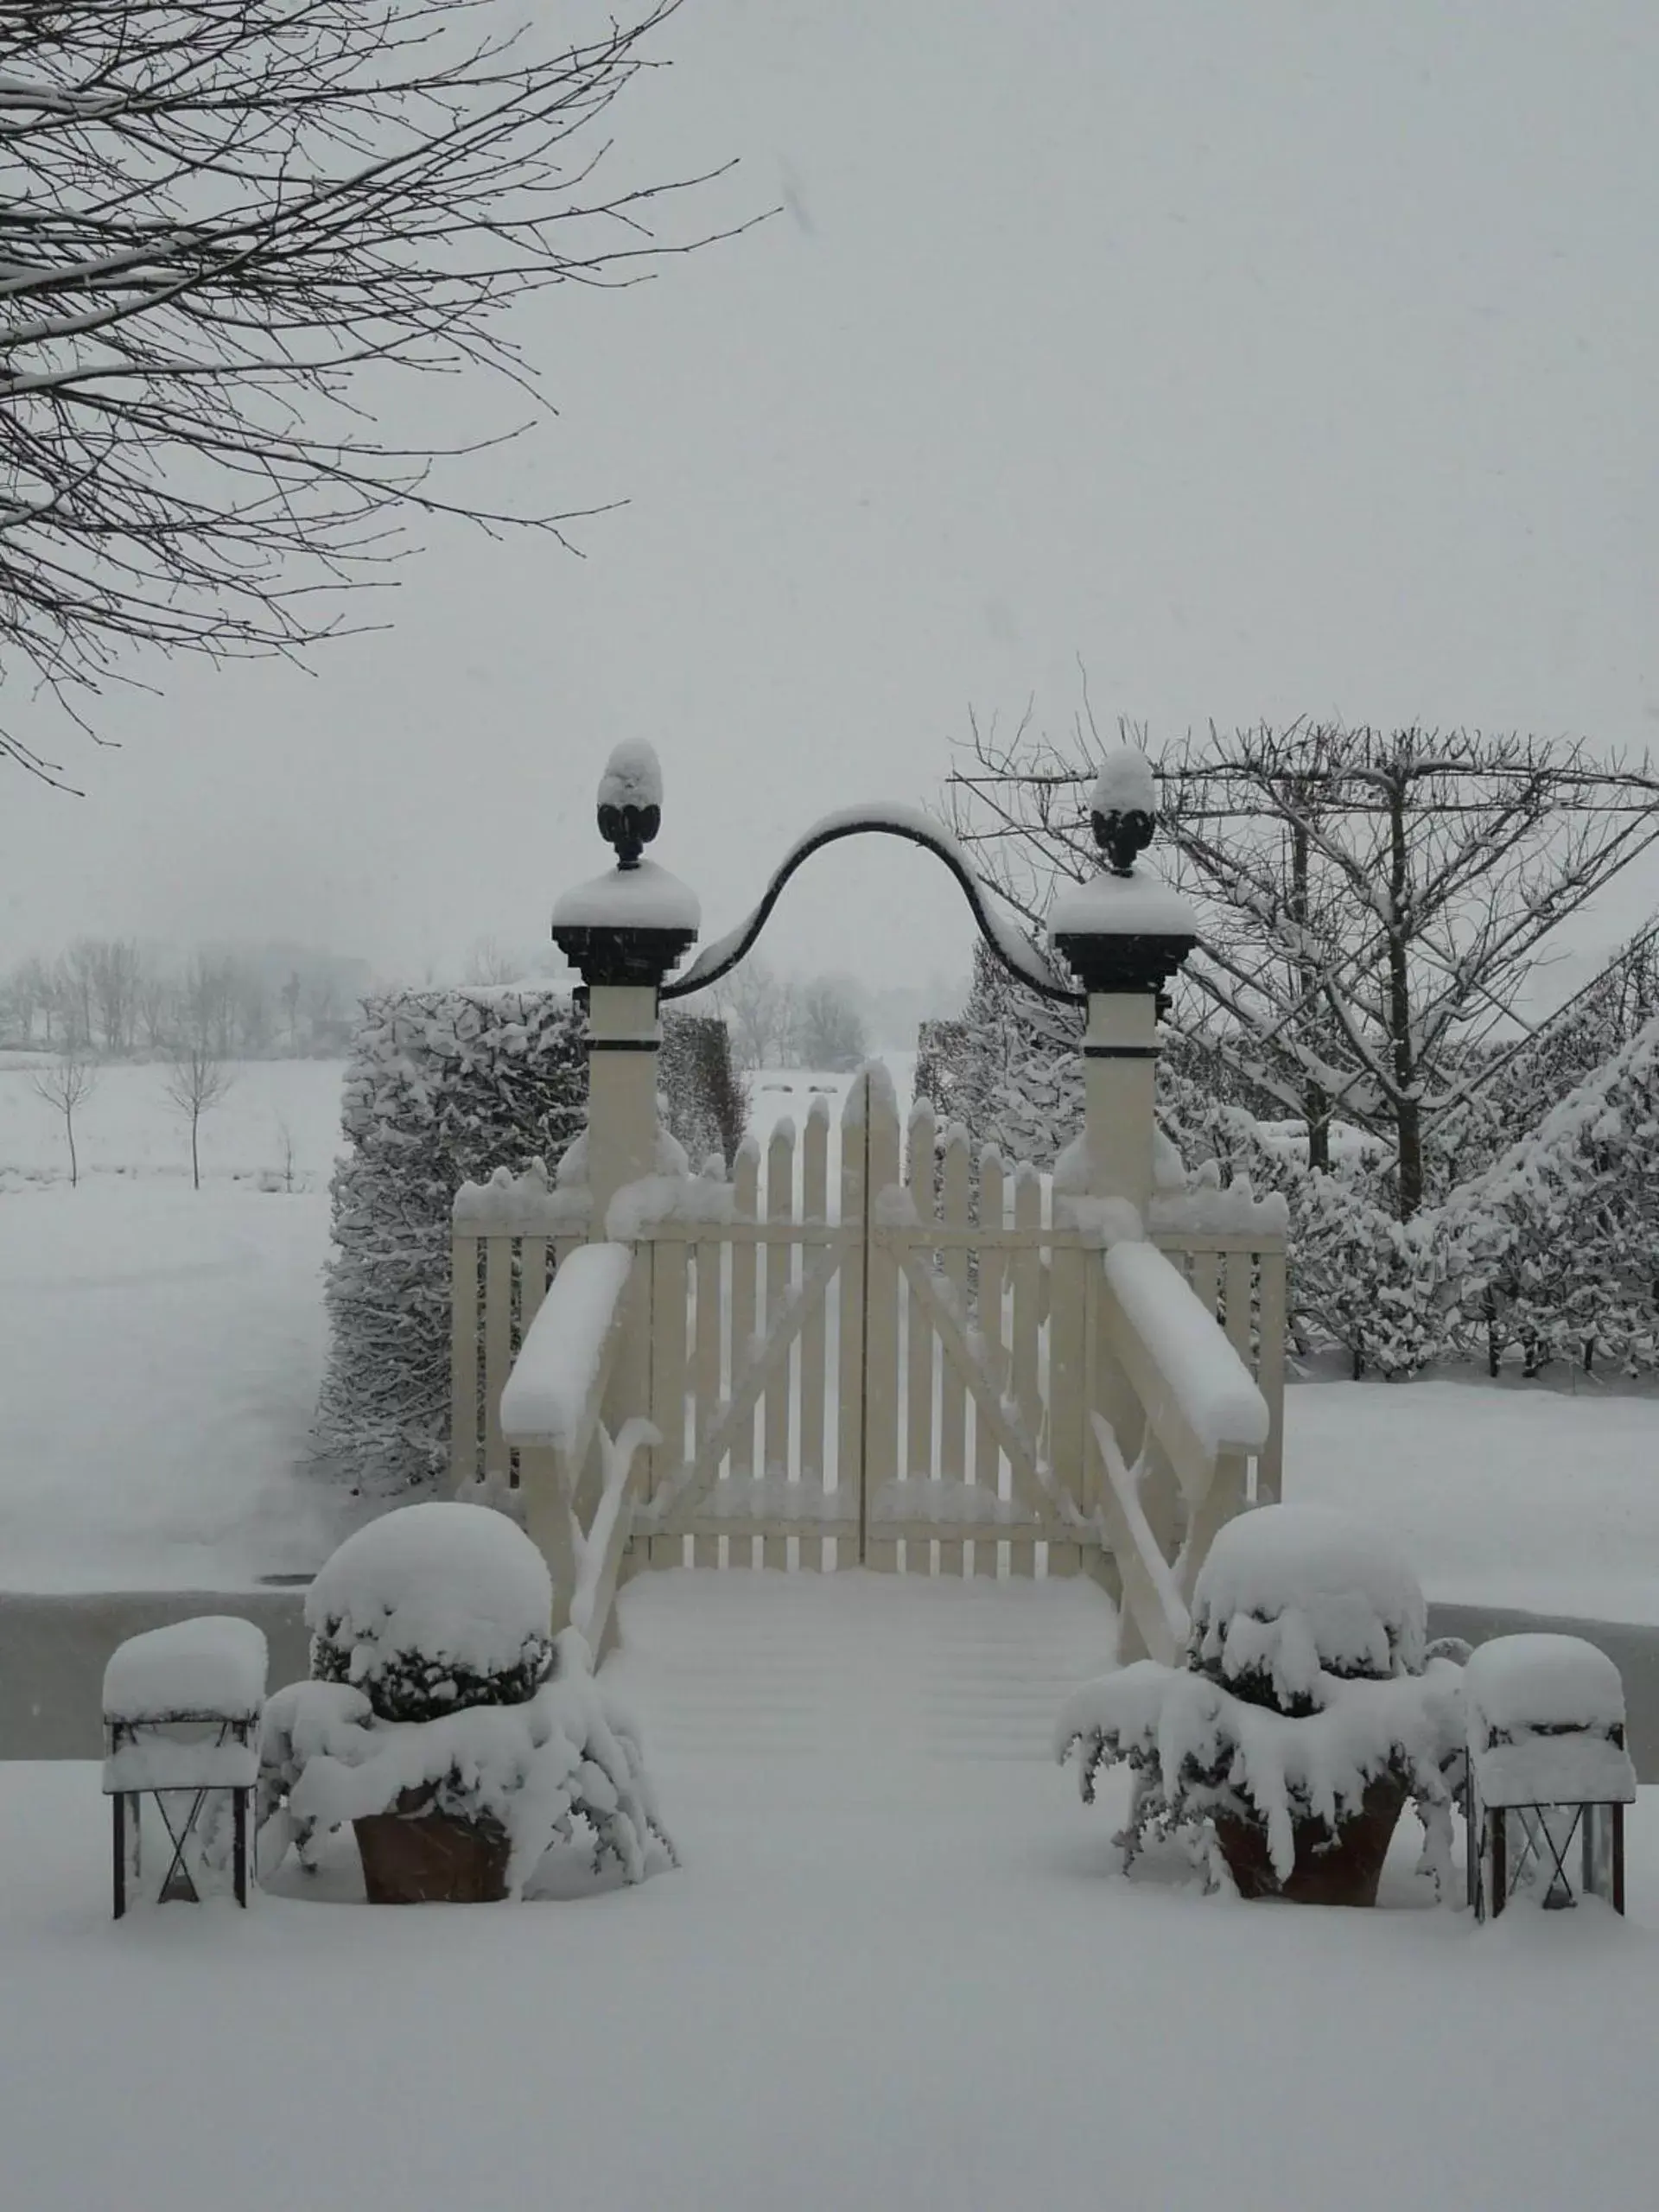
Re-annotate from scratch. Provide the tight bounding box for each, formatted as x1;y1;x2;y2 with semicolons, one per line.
0;942;368;1059
699;961;871;1073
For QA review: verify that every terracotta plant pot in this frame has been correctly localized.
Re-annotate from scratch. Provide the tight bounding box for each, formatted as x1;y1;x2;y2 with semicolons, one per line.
353;1789;511;1904
1213;1771;1409;1906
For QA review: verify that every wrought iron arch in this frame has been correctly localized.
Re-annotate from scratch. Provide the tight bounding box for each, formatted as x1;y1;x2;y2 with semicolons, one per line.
660;810;1085;1006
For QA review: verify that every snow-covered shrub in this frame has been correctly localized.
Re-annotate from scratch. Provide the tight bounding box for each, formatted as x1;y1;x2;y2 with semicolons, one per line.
316;988;745;1491
1056;1505;1465;1901
305;1501;555;1723
264;1503;673;1898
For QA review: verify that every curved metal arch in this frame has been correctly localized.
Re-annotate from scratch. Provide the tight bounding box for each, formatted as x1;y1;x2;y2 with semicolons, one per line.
660;810;1085;1005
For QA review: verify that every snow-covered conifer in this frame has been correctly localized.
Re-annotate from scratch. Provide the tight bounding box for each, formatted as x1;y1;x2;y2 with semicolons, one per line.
316;988;745;1491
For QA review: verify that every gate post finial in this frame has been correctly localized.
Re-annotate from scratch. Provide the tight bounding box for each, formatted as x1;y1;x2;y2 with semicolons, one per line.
552;743;700;1222
1050;749;1197;1215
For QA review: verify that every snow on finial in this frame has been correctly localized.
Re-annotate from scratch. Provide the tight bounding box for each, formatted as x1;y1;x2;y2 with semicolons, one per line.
597;740;664;870
1090;747;1159;876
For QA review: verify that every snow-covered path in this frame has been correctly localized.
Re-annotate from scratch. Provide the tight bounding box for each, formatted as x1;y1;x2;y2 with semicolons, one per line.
607;1567;1116;1781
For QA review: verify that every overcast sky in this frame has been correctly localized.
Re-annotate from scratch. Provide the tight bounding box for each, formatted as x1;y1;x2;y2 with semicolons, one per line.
5;0;1657;999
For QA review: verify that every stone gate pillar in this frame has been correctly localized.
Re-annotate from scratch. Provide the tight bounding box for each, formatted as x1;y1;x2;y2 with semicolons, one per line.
1049;749;1198;1212
550;741;700;1229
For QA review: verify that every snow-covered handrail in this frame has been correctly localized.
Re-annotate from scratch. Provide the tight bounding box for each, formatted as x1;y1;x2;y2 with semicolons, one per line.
661;802;1084;1004
1095;1238;1268;1659
500;1243;634;1464
499;1243;640;1637
1101;1240;1268;1505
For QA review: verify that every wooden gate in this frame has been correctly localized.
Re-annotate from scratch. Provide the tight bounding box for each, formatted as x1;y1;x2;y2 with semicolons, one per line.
452;1067;1287;1580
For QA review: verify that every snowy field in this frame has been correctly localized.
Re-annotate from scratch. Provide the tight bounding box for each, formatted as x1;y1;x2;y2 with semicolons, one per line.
3;1569;1657;2212
0;1058;353;1591
3;1054;1659;1618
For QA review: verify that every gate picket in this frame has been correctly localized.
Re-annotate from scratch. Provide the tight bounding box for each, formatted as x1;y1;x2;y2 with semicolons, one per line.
904;1097;938;1573
836;1076;868;1570
938;1126;971;1575
862;1071;901;1573
972;1147;1005;1579
728;1136;760;1567
691;1234;722;1567
1007;1166;1042;1578
799;1097;830;1567
764;1123;795;1570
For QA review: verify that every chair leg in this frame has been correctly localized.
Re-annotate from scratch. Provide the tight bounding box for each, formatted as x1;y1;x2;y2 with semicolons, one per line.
113;1794;125;1922
234;1789;248;1909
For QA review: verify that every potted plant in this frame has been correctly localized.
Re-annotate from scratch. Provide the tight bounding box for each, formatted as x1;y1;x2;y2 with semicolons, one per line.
270;1501;671;1903
1056;1504;1464;1904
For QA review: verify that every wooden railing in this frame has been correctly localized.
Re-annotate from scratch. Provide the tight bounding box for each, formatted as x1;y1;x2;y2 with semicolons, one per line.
491;1238;656;1662
1088;1236;1269;1666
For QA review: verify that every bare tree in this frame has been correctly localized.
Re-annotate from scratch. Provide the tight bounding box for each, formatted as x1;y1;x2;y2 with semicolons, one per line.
29;1051;98;1185
797;978;868;1072
0;2;744;786
712;959;799;1071
464;937;522;987
950;717;1659;1216
164;1039;233;1190
4;955;51;1046
89;938;143;1056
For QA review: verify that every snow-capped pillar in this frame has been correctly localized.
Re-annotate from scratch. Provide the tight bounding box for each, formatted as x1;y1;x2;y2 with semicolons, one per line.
1048;749;1198;1216
550;741;701;1227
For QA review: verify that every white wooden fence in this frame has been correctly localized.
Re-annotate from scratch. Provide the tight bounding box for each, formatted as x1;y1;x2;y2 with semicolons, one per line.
452;1071;1285;1659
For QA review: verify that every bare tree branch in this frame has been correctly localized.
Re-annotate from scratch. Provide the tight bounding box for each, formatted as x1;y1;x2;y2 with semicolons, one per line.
0;1;758;784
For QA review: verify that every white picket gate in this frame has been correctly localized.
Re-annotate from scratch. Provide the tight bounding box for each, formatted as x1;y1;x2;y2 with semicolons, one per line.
451;1068;1285;1618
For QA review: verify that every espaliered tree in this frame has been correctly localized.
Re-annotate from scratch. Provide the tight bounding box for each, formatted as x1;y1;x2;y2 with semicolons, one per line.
949;719;1659;1216
0;1;735;787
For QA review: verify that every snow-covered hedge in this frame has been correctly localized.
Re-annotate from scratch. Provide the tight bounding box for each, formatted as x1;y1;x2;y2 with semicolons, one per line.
1444;1018;1659;1377
316;988;745;1491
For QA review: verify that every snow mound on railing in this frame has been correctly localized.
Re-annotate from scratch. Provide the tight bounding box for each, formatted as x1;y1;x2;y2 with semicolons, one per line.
499;1243;633;1452
1103;1238;1268;1456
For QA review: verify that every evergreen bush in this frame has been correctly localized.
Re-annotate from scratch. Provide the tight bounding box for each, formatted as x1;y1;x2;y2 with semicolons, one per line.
316;987;745;1491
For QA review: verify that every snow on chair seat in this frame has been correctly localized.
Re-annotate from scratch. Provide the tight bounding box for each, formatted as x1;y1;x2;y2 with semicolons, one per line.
1463;1633;1636;1918
101;1615;269;1917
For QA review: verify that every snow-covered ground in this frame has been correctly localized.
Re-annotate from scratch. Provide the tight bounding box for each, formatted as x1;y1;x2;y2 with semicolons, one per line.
3;1569;1657;2212
0;1060;353;1591
3;1053;1659;1619
0;1180;347;1591
1287;1371;1659;1626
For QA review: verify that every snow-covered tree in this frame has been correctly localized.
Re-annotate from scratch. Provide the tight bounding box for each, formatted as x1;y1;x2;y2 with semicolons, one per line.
949;717;1659;1215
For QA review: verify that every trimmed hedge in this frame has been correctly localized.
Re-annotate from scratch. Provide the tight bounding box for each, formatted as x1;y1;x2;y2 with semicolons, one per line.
315;988;744;1491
